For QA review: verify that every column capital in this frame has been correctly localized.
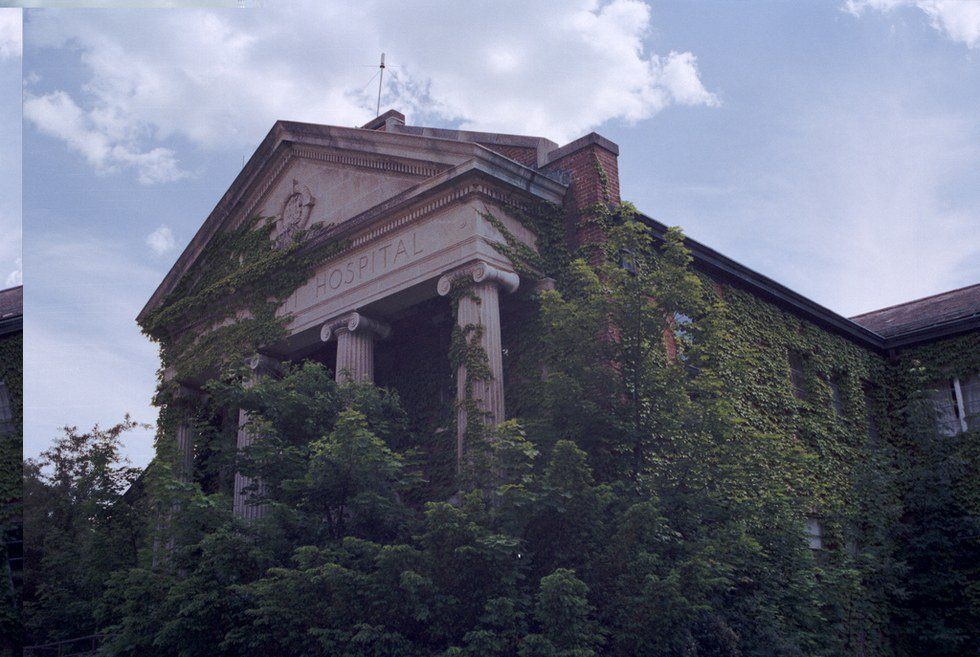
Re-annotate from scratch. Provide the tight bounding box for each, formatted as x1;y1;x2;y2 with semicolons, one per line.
437;260;520;297
245;353;283;379
173;383;206;407
320;311;391;343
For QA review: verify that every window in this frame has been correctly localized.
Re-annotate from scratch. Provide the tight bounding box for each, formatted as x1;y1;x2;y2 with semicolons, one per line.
672;312;693;355
4;528;21;576
0;381;12;434
670;312;701;375
673;312;693;332
805;517;823;550
930;381;961;436
788;352;806;400
960;374;980;431
863;383;879;441
930;374;979;436
618;247;637;276
828;376;844;417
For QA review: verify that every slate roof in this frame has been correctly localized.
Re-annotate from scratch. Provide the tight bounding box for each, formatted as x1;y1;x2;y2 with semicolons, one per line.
850;283;980;339
0;285;22;320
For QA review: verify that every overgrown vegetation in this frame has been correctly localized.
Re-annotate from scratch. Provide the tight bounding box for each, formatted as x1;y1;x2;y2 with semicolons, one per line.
0;331;22;657
22;419;144;647
21;200;980;656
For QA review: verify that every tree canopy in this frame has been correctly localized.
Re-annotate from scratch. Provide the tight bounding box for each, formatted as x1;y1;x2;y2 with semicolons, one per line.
21;205;980;656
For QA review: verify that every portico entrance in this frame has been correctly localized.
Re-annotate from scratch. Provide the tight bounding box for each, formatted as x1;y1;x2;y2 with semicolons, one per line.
137;115;599;520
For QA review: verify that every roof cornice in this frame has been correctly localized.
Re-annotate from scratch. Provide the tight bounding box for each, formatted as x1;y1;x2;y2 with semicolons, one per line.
637;212;890;353
879;314;980;350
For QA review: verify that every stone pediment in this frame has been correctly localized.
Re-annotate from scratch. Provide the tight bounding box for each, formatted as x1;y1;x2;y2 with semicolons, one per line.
255;145;445;243
138;120;568;328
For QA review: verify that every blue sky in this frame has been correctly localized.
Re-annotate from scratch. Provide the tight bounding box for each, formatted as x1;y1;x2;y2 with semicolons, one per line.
0;9;21;290
18;0;980;466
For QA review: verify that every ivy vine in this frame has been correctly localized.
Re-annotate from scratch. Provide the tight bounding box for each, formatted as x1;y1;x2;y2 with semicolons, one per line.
446;276;494;456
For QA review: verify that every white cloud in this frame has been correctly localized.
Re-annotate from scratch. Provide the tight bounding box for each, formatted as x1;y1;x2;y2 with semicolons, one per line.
24;90;186;184
659;51;719;107
24;0;717;181
0;9;21;60
845;0;980;48
6;257;21;287
146;225;176;255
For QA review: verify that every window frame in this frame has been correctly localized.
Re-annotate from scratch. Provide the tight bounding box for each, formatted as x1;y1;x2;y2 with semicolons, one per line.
827;374;845;417
930;374;979;436
862;382;879;441
0;380;13;435
788;351;807;401
805;517;823;550
958;373;980;431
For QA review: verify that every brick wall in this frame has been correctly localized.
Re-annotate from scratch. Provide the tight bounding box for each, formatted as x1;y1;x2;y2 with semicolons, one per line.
541;135;620;252
476;143;539;168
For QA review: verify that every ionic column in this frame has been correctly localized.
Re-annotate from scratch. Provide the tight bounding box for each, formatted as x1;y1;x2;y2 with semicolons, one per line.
162;366;200;484
320;312;390;383
233;354;281;521
173;385;200;483
156;383;202;566
437;260;519;461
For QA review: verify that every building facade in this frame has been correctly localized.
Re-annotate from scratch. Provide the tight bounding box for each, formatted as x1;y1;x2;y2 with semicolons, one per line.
139;111;979;526
0;285;23;655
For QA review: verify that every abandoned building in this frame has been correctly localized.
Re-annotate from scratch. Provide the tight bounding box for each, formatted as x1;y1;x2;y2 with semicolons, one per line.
137;110;980;520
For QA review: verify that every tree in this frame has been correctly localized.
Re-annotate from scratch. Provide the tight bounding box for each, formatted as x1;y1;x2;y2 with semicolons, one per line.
25;203;964;656
520;568;601;657
22;418;145;645
893;372;980;656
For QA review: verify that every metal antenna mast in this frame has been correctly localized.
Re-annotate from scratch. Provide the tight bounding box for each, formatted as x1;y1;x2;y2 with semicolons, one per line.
376;53;386;117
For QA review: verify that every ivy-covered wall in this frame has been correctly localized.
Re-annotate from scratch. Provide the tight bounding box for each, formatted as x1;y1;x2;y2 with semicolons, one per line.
890;332;980;412
0;330;23;511
490;192;979;653
136;180;977;655
0;329;23;656
701;281;903;649
885;332;980;654
714;283;886;509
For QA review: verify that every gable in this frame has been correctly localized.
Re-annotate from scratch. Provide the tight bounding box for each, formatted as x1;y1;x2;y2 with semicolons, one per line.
254;147;444;244
139;121;568;326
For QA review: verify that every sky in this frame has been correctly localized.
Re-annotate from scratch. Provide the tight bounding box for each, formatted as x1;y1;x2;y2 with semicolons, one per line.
17;0;980;466
0;8;21;289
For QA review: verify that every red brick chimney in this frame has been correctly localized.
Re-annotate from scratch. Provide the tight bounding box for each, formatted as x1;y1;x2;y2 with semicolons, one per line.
541;132;620;251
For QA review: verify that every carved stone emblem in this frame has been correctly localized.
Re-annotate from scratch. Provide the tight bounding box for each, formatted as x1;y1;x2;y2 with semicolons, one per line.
280;179;316;235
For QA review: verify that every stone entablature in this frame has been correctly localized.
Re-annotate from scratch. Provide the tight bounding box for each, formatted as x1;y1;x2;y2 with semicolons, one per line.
281;172;553;340
140;122;566;323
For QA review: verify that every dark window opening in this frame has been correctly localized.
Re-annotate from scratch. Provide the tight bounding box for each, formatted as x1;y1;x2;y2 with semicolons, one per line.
374;297;455;442
863;383;879;441
0;380;13;434
618;248;637;276
829;376;844;417
788;351;806;401
3;523;22;577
